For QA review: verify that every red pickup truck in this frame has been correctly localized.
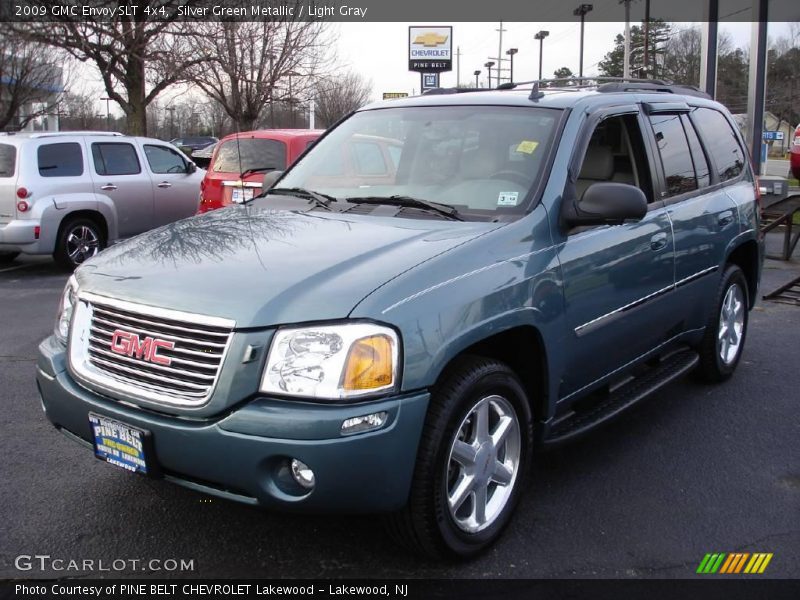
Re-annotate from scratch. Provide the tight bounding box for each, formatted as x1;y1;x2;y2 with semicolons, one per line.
198;129;323;213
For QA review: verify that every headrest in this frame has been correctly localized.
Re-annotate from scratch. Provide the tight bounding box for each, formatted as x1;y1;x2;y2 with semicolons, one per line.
579;145;614;181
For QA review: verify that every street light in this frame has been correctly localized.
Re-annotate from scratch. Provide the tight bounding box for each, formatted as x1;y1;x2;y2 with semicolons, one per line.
484;61;495;89
474;70;481;88
100;96;111;130
534;31;549;81
506;48;518;84
573;4;593;78
165;106;176;140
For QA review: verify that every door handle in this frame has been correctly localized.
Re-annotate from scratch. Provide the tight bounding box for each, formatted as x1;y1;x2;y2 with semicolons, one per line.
100;184;117;191
718;211;734;227
157;182;172;188
650;232;668;251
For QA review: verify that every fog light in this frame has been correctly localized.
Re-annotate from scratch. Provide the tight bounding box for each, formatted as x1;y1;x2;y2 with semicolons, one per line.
290;459;315;490
341;411;388;435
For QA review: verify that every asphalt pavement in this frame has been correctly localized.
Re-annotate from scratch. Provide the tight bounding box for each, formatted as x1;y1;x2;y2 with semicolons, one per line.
1;238;798;580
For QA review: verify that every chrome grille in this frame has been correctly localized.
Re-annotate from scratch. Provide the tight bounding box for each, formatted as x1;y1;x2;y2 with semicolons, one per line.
70;293;235;408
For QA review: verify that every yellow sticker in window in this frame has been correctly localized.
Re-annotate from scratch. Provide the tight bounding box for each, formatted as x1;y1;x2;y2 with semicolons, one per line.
516;140;539;154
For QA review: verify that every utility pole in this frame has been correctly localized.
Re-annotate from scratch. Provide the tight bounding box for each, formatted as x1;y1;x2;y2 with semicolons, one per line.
621;0;631;79
534;30;549;80
496;21;506;82
574;4;593;78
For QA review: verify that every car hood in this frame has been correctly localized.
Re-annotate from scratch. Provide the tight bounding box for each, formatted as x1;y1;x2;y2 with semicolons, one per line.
76;205;499;328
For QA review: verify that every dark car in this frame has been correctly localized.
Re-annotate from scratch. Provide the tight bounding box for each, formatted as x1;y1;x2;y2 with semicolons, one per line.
169;136;218;152
37;80;762;559
790;124;800;180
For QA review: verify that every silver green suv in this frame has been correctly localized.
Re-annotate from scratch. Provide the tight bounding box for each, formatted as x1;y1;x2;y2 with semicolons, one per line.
37;81;762;558
0;131;203;269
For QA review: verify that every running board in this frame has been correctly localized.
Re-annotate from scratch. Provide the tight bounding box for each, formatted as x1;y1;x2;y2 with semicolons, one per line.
543;349;699;446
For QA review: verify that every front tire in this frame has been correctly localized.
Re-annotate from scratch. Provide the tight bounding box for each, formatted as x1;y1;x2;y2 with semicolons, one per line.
386;356;533;559
53;218;105;271
695;264;749;383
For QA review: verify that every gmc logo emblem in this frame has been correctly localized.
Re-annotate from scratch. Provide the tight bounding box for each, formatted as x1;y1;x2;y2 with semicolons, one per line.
110;329;175;366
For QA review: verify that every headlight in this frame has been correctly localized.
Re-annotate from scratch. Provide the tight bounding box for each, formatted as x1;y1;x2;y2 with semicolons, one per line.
54;275;78;344
261;323;400;400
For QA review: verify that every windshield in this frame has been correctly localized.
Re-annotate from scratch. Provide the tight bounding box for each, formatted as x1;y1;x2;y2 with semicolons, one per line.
213;138;287;173
278;105;560;219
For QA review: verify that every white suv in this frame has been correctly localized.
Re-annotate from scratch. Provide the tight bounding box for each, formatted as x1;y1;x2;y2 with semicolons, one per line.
0;131;203;269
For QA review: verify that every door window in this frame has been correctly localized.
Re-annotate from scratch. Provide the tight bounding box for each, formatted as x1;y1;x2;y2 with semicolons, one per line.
38;143;84;177
92;143;141;176
144;144;188;174
681;115;711;188
648;114;697;196
0;144;15;177
691;108;746;182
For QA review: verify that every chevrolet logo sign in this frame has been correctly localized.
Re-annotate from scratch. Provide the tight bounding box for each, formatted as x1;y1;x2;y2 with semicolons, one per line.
413;33;449;47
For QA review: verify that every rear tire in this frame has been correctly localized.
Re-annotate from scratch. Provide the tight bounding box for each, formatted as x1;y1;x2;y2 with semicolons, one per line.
0;251;19;264
695;264;749;383
385;356;533;559
53;217;106;271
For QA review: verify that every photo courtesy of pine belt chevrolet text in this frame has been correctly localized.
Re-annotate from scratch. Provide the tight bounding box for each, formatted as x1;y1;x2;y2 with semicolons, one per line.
36;81;763;559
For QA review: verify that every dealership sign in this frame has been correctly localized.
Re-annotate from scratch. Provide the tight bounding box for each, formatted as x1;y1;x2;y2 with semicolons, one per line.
409;26;452;73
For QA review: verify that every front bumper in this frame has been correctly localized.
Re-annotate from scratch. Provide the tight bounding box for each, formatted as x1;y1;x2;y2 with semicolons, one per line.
36;336;429;513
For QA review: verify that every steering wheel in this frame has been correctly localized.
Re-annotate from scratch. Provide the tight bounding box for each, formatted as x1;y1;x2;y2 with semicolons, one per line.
488;170;531;187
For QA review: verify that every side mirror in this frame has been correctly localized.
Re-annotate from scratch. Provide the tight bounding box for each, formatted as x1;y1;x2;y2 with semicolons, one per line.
261;170;284;190
562;182;647;227
186;162;197;174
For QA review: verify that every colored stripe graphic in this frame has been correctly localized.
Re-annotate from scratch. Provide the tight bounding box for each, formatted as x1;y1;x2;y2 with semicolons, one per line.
700;552;773;574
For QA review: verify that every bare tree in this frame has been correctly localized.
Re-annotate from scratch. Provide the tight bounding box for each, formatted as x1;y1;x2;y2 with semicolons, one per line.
314;71;373;128
189;19;333;131
0;26;67;130
60;91;105;131
10;1;205;135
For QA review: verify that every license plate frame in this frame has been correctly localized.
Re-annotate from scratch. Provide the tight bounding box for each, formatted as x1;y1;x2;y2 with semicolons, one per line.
88;413;159;477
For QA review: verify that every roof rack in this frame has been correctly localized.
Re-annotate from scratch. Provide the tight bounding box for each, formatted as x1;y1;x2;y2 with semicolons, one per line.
28;131;125;138
497;76;710;100
421;87;494;95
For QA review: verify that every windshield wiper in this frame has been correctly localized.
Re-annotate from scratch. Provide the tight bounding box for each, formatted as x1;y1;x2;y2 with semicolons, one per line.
343;195;462;221
239;166;276;180
265;187;336;210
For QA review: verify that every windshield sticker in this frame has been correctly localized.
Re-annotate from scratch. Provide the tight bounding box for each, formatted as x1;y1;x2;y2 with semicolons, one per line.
497;192;519;206
516;140;539;154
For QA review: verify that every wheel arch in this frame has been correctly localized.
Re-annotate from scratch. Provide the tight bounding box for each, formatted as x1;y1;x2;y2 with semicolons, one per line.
725;239;760;309
430;324;550;428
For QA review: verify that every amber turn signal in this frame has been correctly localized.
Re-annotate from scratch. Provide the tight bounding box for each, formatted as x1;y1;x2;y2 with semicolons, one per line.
342;334;394;391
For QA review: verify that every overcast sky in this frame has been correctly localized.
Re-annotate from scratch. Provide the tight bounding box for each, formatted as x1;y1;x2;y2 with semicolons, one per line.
82;21;794;118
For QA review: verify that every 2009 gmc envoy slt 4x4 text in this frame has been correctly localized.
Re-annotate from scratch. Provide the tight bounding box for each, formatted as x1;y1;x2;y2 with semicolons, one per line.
37;80;762;559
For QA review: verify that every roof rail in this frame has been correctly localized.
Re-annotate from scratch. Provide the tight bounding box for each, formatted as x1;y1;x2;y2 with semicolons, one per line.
495;76;711;101
421;87;493;95
28;131;125;138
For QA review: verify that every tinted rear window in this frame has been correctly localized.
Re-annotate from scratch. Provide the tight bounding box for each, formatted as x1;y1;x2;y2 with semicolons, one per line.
212;138;287;173
692;108;746;182
648;114;697;196
0;144;15;177
92;143;141;176
38;143;84;177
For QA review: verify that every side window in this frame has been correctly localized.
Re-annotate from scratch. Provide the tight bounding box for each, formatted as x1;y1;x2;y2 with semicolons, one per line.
575;114;652;203
352;142;388;175
681;115;710;188
92;143;141;176
648;114;697;196
38;143;84;177
144;144;187;174
691;107;745;182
